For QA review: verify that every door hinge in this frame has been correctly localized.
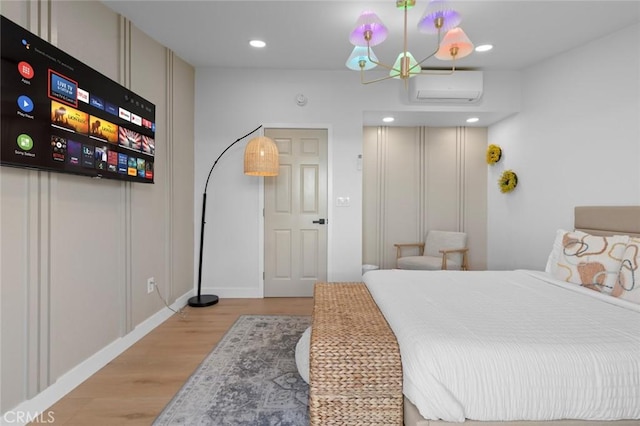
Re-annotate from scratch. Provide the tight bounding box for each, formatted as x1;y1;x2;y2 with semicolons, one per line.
263;271;265;280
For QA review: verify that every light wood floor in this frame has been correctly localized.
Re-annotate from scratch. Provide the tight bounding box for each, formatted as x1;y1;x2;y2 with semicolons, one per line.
40;298;314;425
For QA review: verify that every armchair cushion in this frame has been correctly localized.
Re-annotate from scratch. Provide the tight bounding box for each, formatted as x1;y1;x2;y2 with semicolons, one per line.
424;231;467;266
395;230;468;271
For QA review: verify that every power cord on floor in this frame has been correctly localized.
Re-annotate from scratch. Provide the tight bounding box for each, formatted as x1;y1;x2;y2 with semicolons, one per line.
153;282;188;320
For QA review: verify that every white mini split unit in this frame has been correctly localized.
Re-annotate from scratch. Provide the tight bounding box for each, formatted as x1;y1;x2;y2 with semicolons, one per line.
408;70;483;103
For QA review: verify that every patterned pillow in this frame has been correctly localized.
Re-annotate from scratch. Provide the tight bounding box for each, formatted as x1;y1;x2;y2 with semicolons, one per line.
551;230;628;294
612;237;640;304
545;229;587;274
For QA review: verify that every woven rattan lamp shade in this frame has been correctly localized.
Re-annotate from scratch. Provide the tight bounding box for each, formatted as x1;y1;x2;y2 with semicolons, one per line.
244;136;279;176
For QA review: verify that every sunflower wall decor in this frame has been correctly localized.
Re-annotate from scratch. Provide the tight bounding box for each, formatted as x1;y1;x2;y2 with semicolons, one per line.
486;144;502;165
499;170;518;193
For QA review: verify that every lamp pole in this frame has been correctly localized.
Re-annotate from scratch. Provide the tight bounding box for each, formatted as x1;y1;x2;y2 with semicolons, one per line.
188;125;263;307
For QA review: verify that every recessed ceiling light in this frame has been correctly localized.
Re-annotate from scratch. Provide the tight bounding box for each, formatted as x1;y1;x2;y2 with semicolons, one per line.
475;44;493;52
249;40;266;48
466;117;479;123
382;117;395;123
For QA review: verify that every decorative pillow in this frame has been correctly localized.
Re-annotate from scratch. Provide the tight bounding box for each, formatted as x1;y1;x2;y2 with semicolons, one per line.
545;229;587;274
612;237;640;304
550;230;628;294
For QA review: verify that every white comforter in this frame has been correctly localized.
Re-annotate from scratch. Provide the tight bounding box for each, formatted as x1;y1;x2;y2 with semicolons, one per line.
363;269;640;423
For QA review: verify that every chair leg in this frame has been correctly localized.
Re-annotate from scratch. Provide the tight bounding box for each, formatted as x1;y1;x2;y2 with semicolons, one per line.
461;252;468;271
441;254;447;270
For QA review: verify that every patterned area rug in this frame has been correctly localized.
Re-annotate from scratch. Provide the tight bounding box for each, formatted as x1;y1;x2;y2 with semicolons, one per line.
154;315;311;426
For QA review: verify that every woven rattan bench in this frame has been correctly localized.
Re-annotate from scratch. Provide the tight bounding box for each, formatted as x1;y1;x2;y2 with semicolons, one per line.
309;282;403;425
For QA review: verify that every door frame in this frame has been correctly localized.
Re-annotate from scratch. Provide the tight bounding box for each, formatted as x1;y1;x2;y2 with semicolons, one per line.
259;123;333;297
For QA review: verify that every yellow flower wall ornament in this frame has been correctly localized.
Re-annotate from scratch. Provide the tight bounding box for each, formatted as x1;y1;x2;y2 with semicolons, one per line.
499;170;518;193
486;144;502;165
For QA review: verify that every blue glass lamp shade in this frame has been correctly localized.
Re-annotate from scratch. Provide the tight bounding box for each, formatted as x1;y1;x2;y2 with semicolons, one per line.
346;46;379;70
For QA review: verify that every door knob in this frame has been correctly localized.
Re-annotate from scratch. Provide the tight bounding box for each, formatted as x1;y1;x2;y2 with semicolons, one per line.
312;218;326;225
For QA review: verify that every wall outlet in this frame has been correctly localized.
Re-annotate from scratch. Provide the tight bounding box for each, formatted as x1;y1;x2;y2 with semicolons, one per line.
147;277;155;294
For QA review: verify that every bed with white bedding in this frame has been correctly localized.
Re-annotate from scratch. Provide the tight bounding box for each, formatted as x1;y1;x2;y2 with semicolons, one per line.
363;268;640;423
308;206;640;425
367;205;640;425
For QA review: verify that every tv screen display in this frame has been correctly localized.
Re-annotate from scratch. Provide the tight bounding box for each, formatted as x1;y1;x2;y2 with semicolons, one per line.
1;15;156;183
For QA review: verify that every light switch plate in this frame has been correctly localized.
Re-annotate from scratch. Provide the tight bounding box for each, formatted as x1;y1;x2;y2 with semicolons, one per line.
336;197;350;207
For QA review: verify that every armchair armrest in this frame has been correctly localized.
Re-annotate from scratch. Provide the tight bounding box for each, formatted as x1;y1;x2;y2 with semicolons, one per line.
438;247;469;271
393;243;425;268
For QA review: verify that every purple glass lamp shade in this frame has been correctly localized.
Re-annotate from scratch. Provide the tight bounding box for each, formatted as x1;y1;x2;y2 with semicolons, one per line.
345;46;379;70
349;11;389;46
417;0;461;34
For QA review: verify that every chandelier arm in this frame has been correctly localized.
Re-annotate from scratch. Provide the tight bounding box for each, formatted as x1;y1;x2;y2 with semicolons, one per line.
360;68;396;85
368;59;397;72
410;49;439;71
366;45;396;72
418;55;457;75
403;2;409;61
410;28;443;72
418;68;455;76
417;56;457;76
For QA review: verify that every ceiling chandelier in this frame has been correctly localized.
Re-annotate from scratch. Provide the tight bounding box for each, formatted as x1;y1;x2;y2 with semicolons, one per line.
346;0;473;85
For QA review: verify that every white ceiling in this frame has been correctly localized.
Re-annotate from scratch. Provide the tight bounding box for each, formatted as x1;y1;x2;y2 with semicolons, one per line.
101;0;640;126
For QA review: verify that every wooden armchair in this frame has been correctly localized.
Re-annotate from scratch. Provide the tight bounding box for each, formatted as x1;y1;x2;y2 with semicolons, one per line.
394;230;469;270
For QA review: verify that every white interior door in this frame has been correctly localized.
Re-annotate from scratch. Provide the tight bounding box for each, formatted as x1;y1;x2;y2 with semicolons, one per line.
264;128;328;297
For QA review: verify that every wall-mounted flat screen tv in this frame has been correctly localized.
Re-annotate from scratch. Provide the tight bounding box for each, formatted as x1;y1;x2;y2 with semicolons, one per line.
1;15;156;183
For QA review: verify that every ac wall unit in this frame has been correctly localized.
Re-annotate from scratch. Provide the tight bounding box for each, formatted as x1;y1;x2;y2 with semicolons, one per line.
408;70;483;103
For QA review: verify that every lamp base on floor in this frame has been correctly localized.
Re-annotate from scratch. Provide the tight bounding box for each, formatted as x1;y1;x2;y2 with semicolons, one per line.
188;294;219;307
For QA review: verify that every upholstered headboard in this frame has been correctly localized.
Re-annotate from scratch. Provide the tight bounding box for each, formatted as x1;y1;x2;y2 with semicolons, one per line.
575;206;640;237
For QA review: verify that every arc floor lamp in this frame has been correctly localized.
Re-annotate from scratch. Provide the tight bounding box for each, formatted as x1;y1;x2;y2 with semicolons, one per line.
188;125;279;307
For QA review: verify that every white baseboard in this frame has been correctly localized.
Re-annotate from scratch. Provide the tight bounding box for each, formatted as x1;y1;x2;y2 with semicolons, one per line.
0;290;193;426
203;286;263;298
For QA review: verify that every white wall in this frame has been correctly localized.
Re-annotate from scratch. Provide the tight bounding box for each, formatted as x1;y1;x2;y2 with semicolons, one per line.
194;69;519;297
487;23;640;270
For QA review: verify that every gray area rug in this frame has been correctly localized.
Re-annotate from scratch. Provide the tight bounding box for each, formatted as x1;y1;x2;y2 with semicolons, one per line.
154;315;311;426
